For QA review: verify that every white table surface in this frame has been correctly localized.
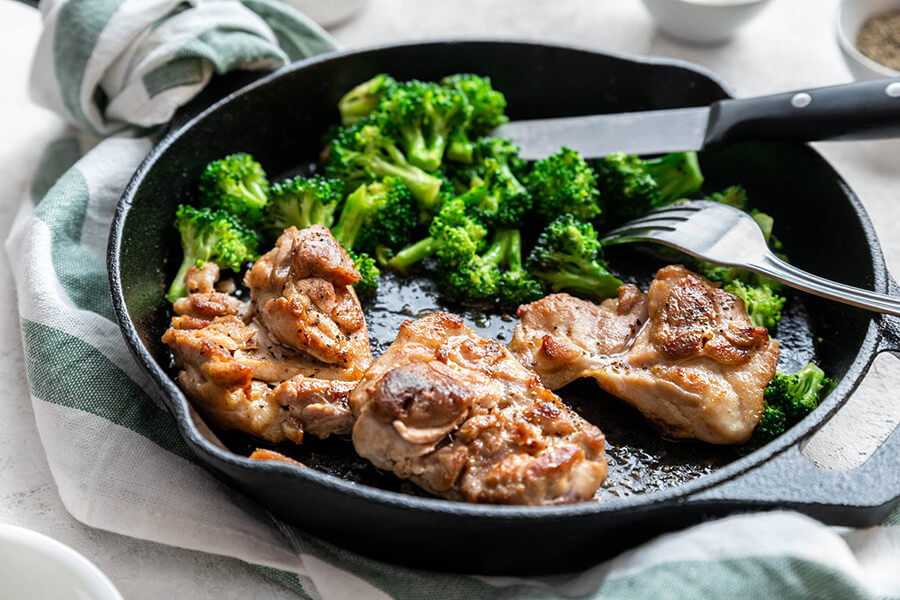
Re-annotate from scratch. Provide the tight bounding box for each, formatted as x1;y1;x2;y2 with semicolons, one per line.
1;0;898;597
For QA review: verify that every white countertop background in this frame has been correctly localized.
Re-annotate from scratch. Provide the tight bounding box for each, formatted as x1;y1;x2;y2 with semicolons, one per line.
1;0;898;597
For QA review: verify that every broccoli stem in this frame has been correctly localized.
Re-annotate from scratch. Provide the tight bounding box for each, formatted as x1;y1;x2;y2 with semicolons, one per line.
332;185;369;250
167;255;198;303
369;154;442;214
389;236;437;271
544;269;621;299
645;152;704;204
484;230;512;268
446;129;474;163
505;229;526;274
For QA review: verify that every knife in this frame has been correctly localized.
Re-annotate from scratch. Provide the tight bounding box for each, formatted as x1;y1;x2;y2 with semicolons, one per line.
492;77;900;159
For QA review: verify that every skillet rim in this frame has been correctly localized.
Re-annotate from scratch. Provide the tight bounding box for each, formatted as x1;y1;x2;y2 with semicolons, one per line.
108;39;887;519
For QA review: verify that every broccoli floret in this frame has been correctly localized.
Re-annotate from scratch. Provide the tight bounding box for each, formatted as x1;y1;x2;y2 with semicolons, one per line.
498;229;544;307
326;122;445;222
437;229;510;303
441;74;508;163
167;205;259;303
445;137;526;195
594;152;661;224
199;153;269;225
748;362;833;447
706;185;748;209
723;280;786;330
338;74;397;126
388;196;488;272
262;175;340;236
527;214;623;301
332;177;416;255
766;362;833;422
747;404;788;448
527;147;601;223
375;80;469;172
458;157;531;228
348;250;380;296
644;152;704;204
595;152;703;225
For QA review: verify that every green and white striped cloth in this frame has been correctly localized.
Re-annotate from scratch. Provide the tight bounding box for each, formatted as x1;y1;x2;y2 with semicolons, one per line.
10;1;899;597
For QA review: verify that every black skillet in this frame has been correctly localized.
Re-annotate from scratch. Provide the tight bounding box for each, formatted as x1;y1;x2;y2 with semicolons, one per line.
108;41;900;574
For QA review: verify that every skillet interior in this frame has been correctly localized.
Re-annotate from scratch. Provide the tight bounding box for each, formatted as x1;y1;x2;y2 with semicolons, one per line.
112;41;879;571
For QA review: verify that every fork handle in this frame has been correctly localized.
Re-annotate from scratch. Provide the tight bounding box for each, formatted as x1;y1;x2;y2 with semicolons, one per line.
704;78;900;148
750;252;900;316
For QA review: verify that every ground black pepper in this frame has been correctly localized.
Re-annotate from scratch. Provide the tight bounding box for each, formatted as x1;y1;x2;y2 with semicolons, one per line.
856;9;900;70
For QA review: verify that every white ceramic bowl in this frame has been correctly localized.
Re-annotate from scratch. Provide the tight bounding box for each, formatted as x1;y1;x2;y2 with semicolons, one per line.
640;0;772;44
838;0;900;80
0;524;123;600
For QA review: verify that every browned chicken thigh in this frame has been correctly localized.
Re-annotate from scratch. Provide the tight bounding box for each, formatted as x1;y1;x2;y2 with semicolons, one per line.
511;266;779;445
162;226;373;445
509;285;648;389
245;226;371;370
162;315;358;443
350;312;608;505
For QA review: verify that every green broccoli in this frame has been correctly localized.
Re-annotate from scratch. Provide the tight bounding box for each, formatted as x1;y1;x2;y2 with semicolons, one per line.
331;177;417;255
595;151;703;225
527;147;602;223
497;229;544;307
645;152;704;204
326;122;445;222
445;137;526;195
261;175;340;236
706;185;748;209
440;74;508;163
199;153;269;225
338;74;397;126
348;250;380;296
167;205;259;303
437;229;510;303
388;196;488;272
723;279;786;330
457;155;531;228
748;362;833;447
527;214;623;301
375;80;469;172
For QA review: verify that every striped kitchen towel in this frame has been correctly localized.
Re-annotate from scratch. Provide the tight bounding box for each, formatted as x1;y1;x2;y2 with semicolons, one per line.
9;0;900;598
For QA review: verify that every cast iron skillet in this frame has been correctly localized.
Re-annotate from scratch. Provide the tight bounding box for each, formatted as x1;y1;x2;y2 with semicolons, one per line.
108;41;900;574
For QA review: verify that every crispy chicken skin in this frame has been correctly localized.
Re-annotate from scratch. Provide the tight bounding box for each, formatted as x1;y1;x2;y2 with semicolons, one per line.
245;226;371;369
509;286;648;389
511;266;779;445
350;312;607;505
162;315;358;443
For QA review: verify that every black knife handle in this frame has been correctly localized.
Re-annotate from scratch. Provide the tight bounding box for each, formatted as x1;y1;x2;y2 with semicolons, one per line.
704;78;900;148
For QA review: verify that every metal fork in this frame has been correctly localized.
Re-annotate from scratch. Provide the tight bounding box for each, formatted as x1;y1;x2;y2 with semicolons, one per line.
601;200;900;316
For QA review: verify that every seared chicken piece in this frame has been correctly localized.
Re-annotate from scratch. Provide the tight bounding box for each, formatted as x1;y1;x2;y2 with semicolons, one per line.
591;266;778;444
511;266;779;445
350;312;607;505
509;286;648;389
162;315;358;443
174;263;249;321
245;226;371;370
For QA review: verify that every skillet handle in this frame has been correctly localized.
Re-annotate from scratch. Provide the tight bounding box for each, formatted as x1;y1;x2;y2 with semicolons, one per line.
687;274;900;525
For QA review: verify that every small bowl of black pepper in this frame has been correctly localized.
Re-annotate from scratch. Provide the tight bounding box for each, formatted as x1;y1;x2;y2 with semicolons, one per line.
838;0;900;80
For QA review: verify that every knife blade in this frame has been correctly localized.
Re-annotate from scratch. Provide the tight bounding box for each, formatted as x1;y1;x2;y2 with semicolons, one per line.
491;107;710;160
489;78;900;160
